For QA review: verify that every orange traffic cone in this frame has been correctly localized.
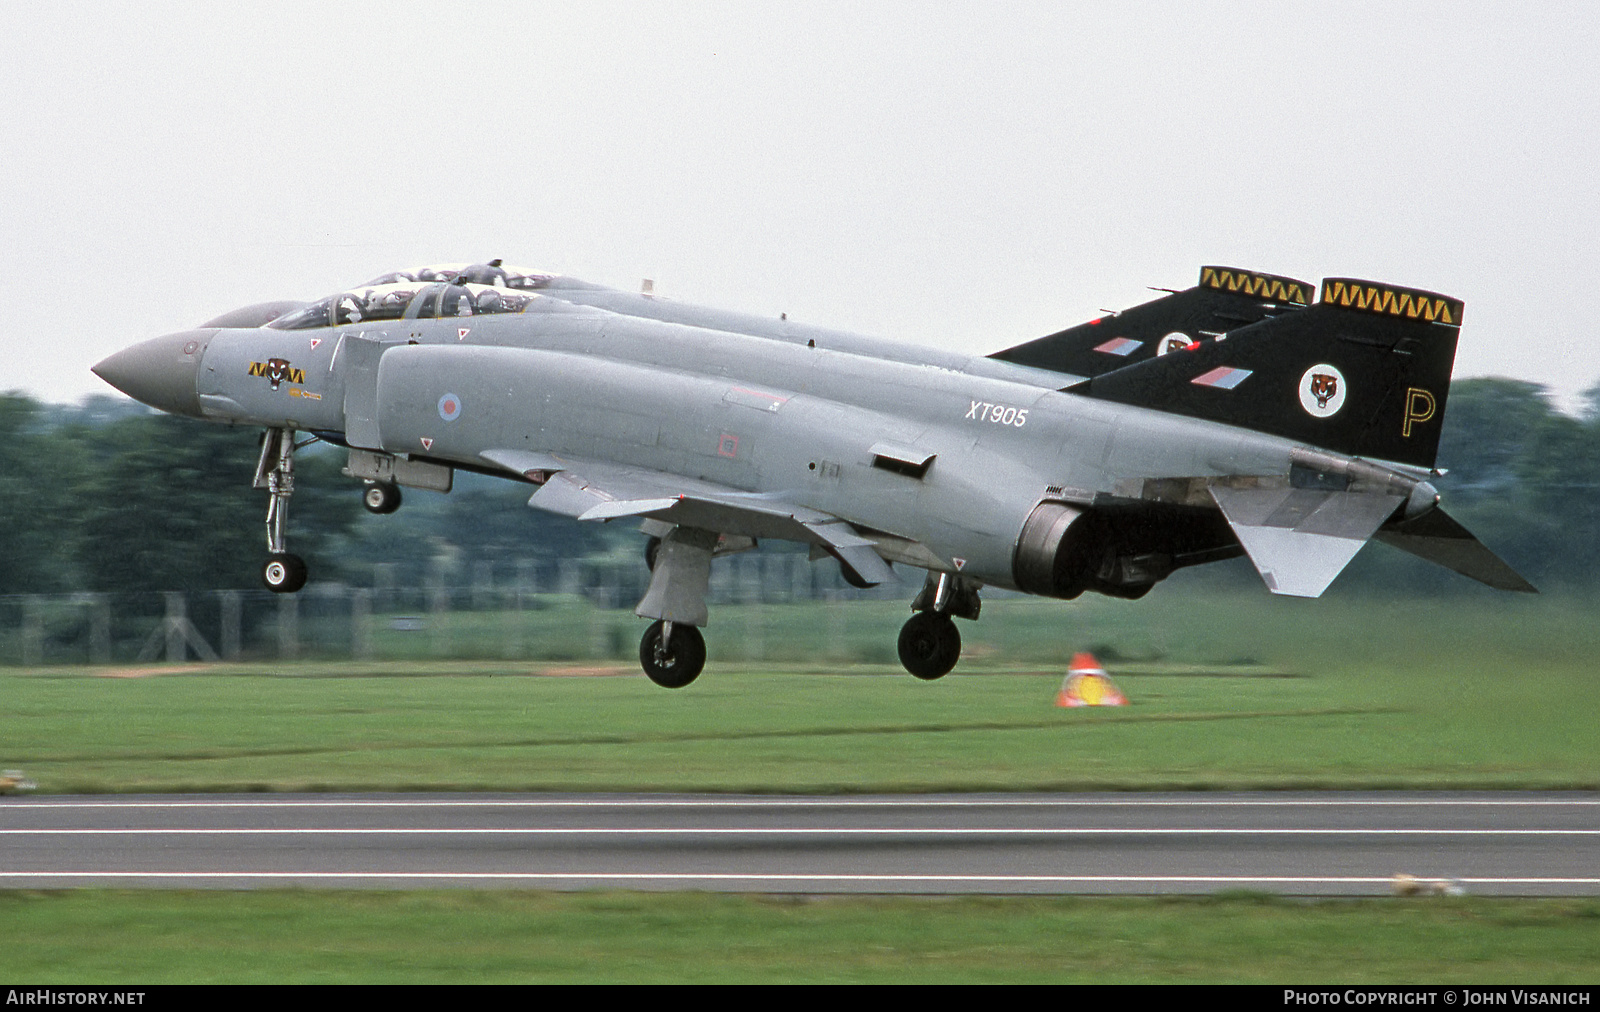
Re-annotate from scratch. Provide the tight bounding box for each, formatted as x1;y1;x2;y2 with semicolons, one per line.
1055;652;1128;707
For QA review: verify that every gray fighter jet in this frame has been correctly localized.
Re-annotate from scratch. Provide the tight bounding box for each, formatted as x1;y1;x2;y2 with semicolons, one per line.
92;264;1534;687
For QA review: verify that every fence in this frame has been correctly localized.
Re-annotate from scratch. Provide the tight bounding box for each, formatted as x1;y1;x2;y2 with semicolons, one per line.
0;552;911;666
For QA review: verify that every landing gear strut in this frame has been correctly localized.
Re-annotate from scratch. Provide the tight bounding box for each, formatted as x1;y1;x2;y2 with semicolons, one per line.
633;527;717;687
639;620;706;688
897;570;981;680
255;427;307;593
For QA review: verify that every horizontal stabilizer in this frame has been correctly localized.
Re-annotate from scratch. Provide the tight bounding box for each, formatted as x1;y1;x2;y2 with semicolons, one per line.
1211;486;1404;597
1376;508;1537;593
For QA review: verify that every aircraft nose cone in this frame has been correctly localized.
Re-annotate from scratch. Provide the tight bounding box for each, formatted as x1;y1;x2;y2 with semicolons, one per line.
91;329;214;417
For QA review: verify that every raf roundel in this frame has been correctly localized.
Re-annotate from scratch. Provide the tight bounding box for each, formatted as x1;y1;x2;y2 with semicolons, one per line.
438;393;463;422
1298;364;1346;419
1155;331;1192;356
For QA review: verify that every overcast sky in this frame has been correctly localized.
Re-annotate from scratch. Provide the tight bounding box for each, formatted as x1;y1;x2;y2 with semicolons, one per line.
4;1;1597;410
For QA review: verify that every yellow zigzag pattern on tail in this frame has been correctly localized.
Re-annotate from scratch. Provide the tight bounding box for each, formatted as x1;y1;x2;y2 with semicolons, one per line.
1199;267;1311;305
1320;280;1462;325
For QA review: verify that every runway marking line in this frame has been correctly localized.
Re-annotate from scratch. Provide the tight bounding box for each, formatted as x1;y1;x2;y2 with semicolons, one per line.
2;827;1597;836
0;872;1597;886
6;798;1599;810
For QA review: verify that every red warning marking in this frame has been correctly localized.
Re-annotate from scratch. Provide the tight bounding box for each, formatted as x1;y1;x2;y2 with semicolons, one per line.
458;328;471;341
420;437;434;451
310;338;322;350
717;433;739;458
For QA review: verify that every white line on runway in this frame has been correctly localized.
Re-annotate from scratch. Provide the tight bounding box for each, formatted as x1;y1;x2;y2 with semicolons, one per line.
4;798;1598;810
2;827;1596;836
0;871;1597;886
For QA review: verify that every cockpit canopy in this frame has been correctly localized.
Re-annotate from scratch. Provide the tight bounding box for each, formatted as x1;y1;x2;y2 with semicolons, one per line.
360;260;557;292
267;281;541;331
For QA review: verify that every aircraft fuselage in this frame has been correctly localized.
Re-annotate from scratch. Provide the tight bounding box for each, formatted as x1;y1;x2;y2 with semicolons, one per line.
187;300;1287;592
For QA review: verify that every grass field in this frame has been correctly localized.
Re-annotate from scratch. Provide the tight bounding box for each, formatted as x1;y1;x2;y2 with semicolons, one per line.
2;891;1598;984
2;591;1596;793
2;590;1597;982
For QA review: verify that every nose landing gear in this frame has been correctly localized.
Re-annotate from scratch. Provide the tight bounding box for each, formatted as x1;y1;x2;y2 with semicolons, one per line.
255;427;307;593
262;553;307;593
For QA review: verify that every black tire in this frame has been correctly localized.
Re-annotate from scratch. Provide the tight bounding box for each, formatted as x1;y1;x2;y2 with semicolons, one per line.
262;553;308;594
362;482;402;515
639;620;706;688
644;536;661;572
897;611;961;680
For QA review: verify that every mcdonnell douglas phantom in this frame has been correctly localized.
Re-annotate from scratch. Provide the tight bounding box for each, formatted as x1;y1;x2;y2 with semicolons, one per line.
92;263;1534;687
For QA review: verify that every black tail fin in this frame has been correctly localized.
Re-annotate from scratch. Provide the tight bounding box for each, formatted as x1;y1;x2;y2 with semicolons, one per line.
1079;277;1464;470
990;266;1312;378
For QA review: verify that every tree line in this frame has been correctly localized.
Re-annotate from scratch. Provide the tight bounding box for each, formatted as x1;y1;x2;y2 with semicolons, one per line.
0;379;1591;597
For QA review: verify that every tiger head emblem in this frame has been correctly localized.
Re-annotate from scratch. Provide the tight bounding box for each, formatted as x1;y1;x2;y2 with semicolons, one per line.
264;358;293;390
1309;372;1338;409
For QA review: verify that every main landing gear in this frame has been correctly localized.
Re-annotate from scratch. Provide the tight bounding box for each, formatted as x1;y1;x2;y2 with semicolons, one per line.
630;524;985;688
255;427;307;593
632;527;717;688
898;611;961;680
639;620;706;688
896;570;981;680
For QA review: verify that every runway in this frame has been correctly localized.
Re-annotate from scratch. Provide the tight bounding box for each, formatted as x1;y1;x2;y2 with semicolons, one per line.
2;792;1596;895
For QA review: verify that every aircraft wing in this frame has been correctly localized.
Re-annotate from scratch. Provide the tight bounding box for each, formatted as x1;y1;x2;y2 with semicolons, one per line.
479;448;896;586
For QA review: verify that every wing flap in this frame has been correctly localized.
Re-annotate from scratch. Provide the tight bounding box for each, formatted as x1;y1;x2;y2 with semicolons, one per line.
496;451;898;586
584;495;895;585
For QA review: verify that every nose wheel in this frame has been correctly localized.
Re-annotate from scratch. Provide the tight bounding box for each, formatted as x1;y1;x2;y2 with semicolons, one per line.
639;620;706;688
262;553;308;593
255;427;309;594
